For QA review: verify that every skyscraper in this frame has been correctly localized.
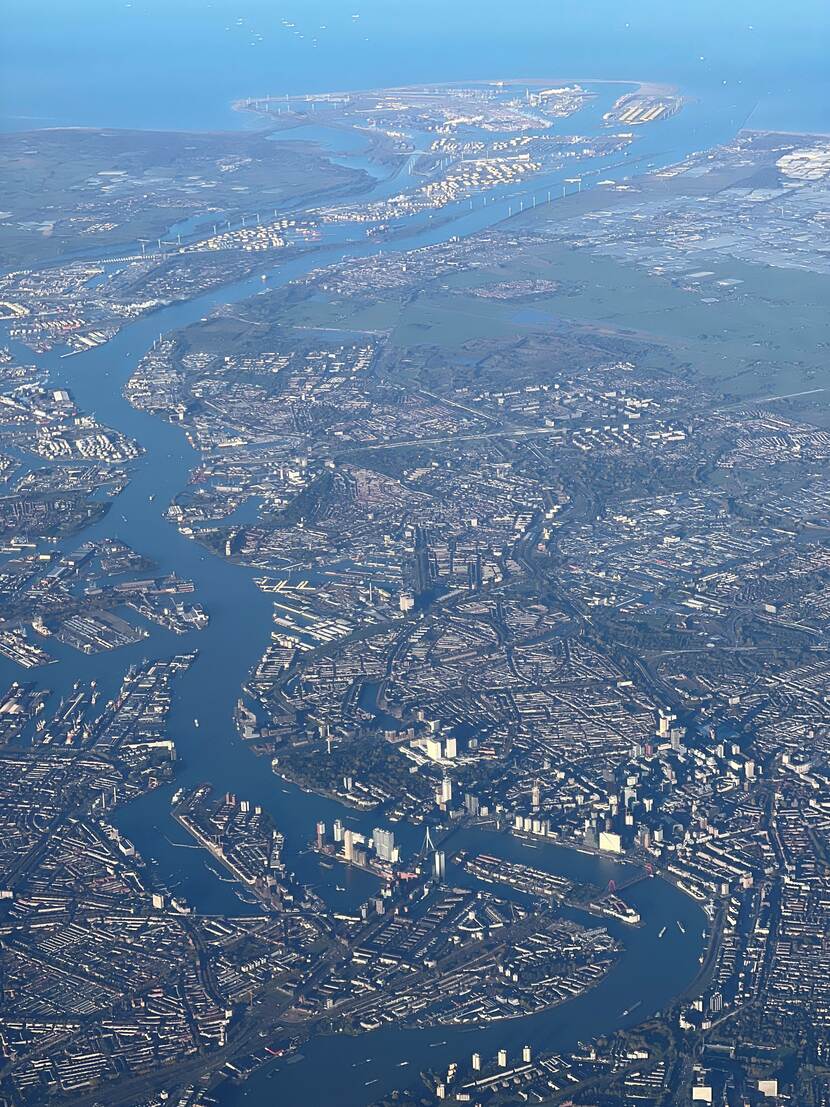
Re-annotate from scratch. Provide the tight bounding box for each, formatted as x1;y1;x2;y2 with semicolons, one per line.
373;826;398;863
433;849;446;882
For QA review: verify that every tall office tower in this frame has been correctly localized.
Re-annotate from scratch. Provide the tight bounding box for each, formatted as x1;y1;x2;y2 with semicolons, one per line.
433;849;446;882
373;826;397;863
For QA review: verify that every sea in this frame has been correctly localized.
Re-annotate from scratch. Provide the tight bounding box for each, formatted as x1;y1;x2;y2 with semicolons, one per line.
2;0;829;136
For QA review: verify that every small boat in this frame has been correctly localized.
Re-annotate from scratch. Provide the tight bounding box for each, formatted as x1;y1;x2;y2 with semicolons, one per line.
677;920;686;934
658;926;666;939
194;718;200;728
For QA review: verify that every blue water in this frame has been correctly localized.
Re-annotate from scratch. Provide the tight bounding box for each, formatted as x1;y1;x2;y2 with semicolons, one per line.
0;104;714;1098
0;134;710;1107
218;834;706;1107
2;0;829;135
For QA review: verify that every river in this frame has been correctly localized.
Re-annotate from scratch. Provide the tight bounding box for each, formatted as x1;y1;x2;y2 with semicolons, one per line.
0;83;738;1104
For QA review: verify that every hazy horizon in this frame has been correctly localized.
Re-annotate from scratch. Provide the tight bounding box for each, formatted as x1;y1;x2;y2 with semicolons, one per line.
3;0;829;133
